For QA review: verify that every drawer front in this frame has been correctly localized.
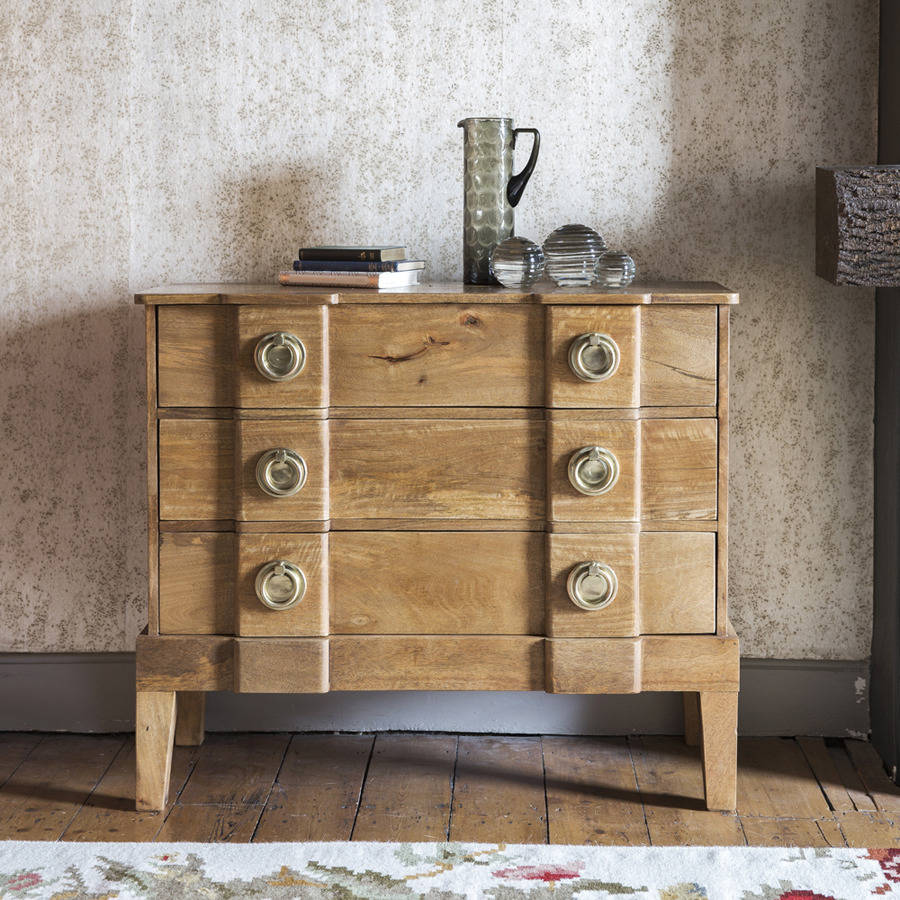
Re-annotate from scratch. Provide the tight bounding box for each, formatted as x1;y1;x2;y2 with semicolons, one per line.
331;531;544;634
548;418;717;522
547;306;717;408
235;306;328;408
157;304;716;410
237;419;328;522
547;306;639;407
160;417;715;523
158;532;329;636
330;305;543;407
640;307;717;406
159;530;714;638
546;532;715;637
235;533;328;636
159;419;234;520
157;306;327;408
159;532;234;634
158;307;234;407
330;419;545;521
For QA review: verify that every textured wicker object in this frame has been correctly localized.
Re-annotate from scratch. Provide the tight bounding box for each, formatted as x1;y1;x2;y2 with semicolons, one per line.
816;165;900;286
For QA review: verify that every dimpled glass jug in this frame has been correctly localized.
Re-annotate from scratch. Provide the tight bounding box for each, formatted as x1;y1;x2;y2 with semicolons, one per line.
458;117;540;284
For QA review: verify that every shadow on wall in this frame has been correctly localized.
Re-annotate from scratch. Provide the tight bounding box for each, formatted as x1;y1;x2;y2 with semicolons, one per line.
211;163;353;282
0;162;348;654
0;297;146;651
635;1;875;661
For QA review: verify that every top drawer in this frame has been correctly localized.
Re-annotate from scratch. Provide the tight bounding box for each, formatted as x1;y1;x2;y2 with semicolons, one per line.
156;304;717;409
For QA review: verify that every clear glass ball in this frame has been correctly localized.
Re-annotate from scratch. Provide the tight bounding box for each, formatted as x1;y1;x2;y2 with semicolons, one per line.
542;224;607;286
595;250;636;288
489;236;545;288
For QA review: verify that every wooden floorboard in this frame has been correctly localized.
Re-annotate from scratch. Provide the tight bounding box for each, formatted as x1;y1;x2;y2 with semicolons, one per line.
737;737;832;819
797;736;856;812
175;733;290;806
845;739;900;813
0;733;43;787
739;816;845;847
156;802;263;842
838;810;900;847
543;736;650;845
352;734;456;842
62;739;199;842
254;733;373;842
828;740;878;811
0;735;123;840
630;736;747;845
3;733;895;845
449;736;546;843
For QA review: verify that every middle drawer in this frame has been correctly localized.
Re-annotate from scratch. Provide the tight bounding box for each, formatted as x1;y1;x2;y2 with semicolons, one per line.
158;416;717;524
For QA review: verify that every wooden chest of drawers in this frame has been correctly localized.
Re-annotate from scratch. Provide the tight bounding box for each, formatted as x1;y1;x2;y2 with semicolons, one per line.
134;281;739;812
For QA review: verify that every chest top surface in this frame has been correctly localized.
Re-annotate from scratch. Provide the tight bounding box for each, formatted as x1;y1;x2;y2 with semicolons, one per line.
134;281;738;306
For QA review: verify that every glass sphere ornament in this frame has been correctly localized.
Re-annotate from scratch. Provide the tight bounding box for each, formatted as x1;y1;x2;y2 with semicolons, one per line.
489;236;545;288
542;224;607;286
595;250;636;288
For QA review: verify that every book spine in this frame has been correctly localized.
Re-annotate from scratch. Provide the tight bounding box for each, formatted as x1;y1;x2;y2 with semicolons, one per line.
298;248;396;261
293;259;402;272
279;271;382;287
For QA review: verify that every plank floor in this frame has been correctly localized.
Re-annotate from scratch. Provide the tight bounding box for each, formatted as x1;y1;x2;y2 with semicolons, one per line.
0;733;899;845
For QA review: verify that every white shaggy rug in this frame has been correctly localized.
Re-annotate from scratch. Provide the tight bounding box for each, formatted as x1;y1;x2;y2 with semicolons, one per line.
0;841;898;898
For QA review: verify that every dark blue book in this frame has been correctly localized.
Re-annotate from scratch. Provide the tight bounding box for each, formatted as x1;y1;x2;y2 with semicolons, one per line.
292;259;425;272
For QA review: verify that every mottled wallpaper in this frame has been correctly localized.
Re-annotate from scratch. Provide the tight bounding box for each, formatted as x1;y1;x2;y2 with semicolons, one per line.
0;0;877;657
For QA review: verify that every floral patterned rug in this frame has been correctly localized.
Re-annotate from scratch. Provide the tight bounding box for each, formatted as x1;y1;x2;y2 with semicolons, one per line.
1;841;898;899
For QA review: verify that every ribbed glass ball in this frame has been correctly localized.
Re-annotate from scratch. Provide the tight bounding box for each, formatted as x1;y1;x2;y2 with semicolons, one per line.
542;224;607;286
595;250;636;288
489;236;545;288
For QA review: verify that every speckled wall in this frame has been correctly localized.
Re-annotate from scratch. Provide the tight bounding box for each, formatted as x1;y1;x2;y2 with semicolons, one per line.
1;0;877;658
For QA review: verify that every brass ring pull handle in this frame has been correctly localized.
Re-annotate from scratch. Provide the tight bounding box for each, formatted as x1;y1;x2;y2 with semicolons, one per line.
255;560;307;610
567;445;619;495
255;448;308;497
254;331;306;381
567;561;618;611
568;332;620;382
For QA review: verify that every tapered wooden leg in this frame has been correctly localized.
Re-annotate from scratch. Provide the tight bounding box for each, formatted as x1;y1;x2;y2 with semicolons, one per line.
699;690;738;811
175;691;206;746
135;690;176;812
683;692;700;746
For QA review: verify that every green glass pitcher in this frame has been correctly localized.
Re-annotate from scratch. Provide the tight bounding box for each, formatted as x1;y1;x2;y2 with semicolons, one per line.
457;117;540;285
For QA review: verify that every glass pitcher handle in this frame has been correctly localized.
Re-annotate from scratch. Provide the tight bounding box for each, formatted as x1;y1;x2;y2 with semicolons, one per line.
507;128;541;207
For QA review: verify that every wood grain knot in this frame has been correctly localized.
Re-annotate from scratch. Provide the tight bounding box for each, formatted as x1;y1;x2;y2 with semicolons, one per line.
369;335;451;364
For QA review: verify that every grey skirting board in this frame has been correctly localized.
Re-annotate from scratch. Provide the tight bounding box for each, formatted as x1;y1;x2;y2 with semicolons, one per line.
0;653;869;736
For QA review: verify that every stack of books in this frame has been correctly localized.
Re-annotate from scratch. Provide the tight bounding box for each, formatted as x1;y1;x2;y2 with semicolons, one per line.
278;246;424;288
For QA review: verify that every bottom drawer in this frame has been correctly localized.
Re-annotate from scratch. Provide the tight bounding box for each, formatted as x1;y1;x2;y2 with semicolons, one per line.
158;530;716;637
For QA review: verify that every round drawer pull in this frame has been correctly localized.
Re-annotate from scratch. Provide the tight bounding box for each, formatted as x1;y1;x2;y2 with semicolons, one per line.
254;331;306;381
255;448;308;497
567;561;618;611
255;560;307;610
568;332;620;382
567;445;619;495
